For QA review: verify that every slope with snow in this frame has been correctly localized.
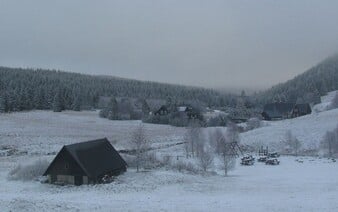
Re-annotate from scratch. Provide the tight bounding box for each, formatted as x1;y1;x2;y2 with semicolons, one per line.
241;91;338;152
313;90;338;112
240;108;338;152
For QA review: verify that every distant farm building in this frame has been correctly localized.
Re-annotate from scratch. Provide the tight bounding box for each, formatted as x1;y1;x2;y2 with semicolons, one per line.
154;105;169;116
262;103;295;120
262;102;311;120
43;138;127;185
292;103;312;117
177;105;201;119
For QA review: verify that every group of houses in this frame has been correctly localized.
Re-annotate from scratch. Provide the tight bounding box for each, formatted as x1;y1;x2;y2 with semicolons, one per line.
98;96;201;120
153;105;201;119
261;102;312;120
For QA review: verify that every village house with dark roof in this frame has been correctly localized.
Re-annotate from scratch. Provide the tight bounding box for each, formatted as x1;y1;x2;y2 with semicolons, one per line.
262;102;312;120
291;103;312;117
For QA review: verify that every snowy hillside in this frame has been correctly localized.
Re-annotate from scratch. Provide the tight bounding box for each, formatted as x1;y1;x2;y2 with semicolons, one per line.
241;91;338;152
241;108;338;152
313;90;338;112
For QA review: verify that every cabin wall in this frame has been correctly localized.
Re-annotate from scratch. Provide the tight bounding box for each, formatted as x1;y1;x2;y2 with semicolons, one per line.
83;176;88;184
57;175;75;184
47;174;91;185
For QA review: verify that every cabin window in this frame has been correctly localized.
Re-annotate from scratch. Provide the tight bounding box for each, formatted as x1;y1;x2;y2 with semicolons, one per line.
65;163;70;170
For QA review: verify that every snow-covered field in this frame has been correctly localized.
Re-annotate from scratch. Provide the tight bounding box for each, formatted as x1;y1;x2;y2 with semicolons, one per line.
0;110;186;155
1;155;337;211
0;93;338;211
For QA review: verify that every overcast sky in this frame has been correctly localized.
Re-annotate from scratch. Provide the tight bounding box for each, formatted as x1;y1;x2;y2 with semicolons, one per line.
1;0;338;90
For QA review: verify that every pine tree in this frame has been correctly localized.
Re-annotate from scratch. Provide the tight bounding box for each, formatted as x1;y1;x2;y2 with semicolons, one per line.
107;97;118;120
141;99;150;116
33;88;45;110
6;90;16;112
72;95;81;111
53;91;63;112
72;88;82;111
0;94;6;112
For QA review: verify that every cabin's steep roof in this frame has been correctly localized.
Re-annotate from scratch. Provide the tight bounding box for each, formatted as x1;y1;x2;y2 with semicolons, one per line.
44;138;127;178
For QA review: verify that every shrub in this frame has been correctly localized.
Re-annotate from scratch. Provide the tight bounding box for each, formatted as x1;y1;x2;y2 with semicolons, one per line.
206;114;228;127
284;130;302;156
142;115;169;125
170;160;199;174
246;117;262;131
8;159;49;181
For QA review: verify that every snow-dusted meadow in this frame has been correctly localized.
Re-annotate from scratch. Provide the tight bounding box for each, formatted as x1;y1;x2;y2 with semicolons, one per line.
0;92;338;211
1;156;337;211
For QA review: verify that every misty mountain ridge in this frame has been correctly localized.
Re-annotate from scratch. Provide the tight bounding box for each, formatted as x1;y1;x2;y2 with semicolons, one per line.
256;54;338;105
0;53;338;113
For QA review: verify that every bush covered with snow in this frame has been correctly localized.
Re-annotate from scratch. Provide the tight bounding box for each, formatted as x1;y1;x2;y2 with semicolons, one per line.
245;117;262;131
170;160;200;174
283;130;302;156
206;114;228;127
8;159;49;181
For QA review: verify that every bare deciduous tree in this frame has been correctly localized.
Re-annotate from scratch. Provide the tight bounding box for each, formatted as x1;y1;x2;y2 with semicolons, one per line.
131;124;149;172
184;122;202;158
209;127;237;176
183;132;191;158
320;125;338;158
246;117;262;131
197;143;214;172
208;128;224;155
220;150;236;176
285;130;302;156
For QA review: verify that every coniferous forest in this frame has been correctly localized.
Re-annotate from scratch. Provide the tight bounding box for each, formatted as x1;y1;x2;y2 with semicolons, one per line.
1;54;338;114
0;67;230;112
256;54;338;106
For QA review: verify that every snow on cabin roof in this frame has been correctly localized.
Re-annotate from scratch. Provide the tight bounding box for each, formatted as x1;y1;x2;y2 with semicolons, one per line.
177;106;187;112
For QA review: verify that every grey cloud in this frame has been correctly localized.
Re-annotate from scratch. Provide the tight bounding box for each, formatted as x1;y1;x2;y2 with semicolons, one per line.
1;0;337;90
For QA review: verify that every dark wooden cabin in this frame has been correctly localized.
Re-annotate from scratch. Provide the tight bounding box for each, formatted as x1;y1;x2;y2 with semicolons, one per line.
262;102;312;120
43;138;127;185
292;103;312;117
175;105;202;119
261;103;295;120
